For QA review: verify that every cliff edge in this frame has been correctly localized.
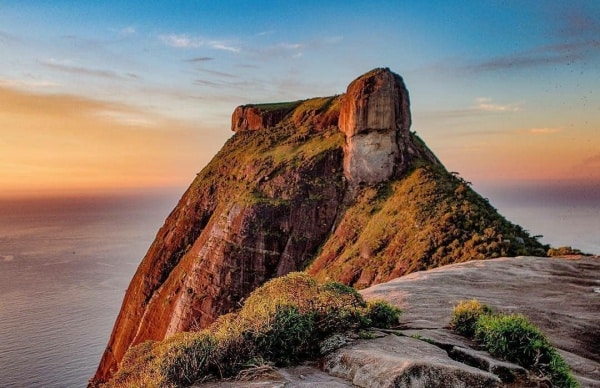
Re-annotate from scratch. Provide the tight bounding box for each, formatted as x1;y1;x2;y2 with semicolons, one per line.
92;68;547;384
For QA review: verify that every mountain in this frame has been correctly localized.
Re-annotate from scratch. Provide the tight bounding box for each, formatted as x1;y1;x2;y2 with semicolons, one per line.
91;68;547;384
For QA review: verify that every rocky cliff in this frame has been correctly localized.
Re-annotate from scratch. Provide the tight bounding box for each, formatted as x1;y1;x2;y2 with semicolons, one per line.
92;68;547;384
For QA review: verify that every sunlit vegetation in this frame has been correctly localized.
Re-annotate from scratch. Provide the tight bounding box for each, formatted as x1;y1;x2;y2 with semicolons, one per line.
309;149;549;288
451;300;578;387
547;246;586;257
106;273;400;387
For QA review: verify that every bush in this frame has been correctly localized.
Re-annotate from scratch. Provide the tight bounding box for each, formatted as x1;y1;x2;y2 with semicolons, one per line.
107;272;401;387
547;246;584;257
364;300;402;328
450;299;492;336
450;300;578;387
474;314;578;387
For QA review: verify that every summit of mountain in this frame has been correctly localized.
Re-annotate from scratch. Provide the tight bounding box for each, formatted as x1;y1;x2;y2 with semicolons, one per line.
91;68;547;384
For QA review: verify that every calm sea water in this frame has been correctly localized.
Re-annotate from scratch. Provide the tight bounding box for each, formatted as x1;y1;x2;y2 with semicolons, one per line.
0;194;177;388
0;187;598;387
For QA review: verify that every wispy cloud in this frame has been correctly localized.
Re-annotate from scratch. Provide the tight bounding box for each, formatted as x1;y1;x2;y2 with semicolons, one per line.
185;56;214;63
118;26;136;37
195;68;238;78
473;97;522;112
256;30;275;37
0;77;60;89
159;33;240;53
421;97;523;120
41;58;125;79
463;40;598;73
522;127;561;135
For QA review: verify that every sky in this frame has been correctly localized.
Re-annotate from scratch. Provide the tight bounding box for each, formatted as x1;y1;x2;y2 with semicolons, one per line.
1;0;599;198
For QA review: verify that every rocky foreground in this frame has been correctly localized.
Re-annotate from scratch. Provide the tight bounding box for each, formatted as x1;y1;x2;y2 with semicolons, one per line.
198;256;599;387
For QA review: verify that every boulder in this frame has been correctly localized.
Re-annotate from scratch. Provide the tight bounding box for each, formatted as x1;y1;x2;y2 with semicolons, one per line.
338;68;433;184
361;256;600;386
324;334;502;387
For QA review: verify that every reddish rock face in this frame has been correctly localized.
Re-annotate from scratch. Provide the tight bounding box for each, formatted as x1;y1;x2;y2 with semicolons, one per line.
339;68;411;137
339;68;436;184
231;104;297;132
92;114;346;384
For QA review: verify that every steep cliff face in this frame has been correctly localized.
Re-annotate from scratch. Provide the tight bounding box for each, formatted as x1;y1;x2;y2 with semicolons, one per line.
92;68;547;384
339;68;437;184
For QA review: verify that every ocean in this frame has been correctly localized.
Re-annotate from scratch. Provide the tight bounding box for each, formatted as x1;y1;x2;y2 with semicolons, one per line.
0;187;598;387
0;194;177;388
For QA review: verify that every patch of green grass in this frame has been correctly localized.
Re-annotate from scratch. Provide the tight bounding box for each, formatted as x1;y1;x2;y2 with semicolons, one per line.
450;300;578;387
106;273;401;387
249;100;302;112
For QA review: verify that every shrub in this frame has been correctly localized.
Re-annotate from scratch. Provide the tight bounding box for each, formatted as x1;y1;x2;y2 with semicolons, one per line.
547;246;584;257
450;299;492;336
474;314;578;387
107;272;401;387
364;300;402;328
449;301;578;388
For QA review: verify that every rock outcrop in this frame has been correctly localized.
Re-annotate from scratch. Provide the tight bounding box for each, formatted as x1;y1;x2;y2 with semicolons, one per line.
92;68;549;384
197;256;599;387
362;256;600;386
231;103;296;132
339;68;438;184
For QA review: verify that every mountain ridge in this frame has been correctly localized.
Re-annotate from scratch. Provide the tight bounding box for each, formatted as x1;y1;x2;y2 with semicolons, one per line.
92;68;548;384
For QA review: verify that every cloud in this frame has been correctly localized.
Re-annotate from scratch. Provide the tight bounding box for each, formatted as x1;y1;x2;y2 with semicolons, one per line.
195;68;238;78
522;127;562;135
41;58;125;79
159;33;240;53
0;77;60;89
118;26;136;36
516;127;562;135
0;85;222;195
458;39;599;73
473;97;522;112
185;56;214;63
256;30;275;37
420;97;523;120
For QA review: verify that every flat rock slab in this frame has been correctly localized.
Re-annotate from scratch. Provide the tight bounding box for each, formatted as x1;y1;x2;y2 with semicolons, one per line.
361;256;600;386
324;334;501;387
196;363;353;387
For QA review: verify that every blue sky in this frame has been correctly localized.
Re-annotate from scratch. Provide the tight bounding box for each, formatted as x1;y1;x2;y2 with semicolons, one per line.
0;1;599;196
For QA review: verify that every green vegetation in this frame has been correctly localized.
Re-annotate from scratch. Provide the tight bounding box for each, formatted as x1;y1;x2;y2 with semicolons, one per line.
449;299;492;337
451;300;578;387
107;273;400;387
248;100;302;112
309;155;549;288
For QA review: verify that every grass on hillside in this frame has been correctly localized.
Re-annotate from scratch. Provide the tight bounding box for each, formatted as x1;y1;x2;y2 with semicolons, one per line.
451;300;578;387
309;158;549;288
106;273;401;387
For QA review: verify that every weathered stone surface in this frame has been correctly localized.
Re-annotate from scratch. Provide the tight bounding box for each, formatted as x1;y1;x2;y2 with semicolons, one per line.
339;68;410;137
324;334;502;387
449;346;528;382
92;127;347;383
231;104;295;132
197;363;353;387
360;256;600;386
338;67;437;184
